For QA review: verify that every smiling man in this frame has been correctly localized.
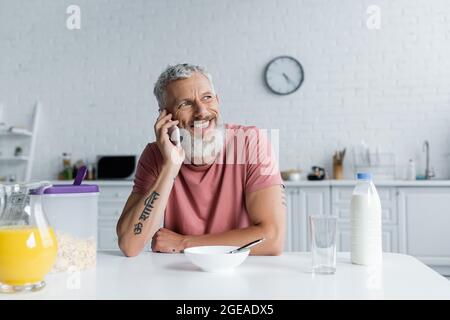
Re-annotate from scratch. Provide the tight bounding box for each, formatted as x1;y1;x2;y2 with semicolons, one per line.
116;63;286;257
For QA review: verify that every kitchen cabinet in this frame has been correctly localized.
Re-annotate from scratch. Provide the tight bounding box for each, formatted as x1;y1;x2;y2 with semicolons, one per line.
284;186;298;252
398;187;450;275
331;186;399;253
284;185;330;251
97;184;132;251
98;218;120;250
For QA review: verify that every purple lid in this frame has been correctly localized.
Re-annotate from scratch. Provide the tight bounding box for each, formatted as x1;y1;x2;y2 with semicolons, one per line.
30;184;99;195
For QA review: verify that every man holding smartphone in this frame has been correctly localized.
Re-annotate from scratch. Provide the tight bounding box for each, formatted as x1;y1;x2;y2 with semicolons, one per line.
116;63;285;256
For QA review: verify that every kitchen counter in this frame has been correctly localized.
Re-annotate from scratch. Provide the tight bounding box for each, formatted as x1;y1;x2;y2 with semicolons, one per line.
283;179;450;187
2;252;450;300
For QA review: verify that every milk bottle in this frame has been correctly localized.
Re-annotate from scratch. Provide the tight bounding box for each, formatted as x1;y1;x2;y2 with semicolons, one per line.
350;173;382;265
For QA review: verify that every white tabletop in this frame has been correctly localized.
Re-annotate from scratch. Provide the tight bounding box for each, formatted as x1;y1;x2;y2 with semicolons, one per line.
2;252;450;300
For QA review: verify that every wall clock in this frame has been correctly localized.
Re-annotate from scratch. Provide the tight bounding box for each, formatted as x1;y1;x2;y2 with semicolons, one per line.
264;56;304;95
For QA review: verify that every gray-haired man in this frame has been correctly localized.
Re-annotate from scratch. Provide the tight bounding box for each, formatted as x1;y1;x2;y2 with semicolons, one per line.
117;63;286;257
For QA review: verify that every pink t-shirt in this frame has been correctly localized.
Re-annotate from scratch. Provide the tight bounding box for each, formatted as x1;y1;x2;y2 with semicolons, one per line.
132;124;283;235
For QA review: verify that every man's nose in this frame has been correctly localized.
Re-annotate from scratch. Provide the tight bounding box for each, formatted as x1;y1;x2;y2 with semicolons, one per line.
193;101;209;118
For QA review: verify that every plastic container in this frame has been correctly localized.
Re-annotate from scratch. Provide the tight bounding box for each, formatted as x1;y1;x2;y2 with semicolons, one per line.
30;183;99;272
350;172;382;265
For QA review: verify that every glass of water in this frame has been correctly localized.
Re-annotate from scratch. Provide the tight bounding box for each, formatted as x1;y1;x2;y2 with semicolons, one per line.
309;215;338;275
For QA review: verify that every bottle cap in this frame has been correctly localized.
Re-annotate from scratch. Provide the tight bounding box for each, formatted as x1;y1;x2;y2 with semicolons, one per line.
356;172;372;180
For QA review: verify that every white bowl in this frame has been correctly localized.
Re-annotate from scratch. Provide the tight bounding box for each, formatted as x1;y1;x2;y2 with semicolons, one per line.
288;172;301;181
184;246;250;272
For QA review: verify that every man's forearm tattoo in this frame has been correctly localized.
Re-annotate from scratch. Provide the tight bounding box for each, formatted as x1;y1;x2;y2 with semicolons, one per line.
281;184;287;207
133;191;160;235
133;222;143;235
140;191;160;221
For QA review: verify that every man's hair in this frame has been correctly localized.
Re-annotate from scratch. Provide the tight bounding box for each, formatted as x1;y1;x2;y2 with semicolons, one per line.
153;63;215;110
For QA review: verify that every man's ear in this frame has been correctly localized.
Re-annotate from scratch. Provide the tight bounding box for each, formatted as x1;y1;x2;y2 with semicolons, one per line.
164;106;176;119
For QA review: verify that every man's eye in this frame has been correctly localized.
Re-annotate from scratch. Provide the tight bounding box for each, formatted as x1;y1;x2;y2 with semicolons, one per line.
179;101;190;108
202;95;212;100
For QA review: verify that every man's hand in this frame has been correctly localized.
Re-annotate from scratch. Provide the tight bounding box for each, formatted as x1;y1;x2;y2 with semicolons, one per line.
154;109;185;171
151;228;188;253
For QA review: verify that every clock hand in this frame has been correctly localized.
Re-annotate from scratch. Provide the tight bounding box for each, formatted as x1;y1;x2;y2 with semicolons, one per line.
282;73;294;84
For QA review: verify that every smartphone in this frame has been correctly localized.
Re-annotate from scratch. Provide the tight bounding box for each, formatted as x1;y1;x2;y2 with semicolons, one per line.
168;126;181;146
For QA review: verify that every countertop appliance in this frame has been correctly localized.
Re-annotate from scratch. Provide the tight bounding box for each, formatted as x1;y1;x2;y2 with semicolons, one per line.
96;155;136;179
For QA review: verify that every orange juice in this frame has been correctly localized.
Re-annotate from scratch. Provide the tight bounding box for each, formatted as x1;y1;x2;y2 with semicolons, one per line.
0;226;57;286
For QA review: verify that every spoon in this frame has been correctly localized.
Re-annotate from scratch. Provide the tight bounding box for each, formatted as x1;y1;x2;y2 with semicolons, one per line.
227;238;265;254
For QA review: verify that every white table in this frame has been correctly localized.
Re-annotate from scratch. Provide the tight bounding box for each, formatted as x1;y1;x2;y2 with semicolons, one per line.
2;252;450;300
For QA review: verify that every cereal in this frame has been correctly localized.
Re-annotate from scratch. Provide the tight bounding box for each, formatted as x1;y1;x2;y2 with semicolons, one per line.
51;231;96;273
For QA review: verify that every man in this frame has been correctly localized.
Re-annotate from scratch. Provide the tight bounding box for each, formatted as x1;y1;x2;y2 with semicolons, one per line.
116;63;286;257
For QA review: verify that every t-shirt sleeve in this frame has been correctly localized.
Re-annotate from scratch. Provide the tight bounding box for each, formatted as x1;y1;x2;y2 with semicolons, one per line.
245;127;283;194
132;143;161;195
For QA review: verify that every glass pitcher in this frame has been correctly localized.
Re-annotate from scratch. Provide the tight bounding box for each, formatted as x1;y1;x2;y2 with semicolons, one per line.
0;182;57;293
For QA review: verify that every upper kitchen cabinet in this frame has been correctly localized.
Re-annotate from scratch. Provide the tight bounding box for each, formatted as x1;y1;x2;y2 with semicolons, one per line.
398;187;450;275
284;183;330;252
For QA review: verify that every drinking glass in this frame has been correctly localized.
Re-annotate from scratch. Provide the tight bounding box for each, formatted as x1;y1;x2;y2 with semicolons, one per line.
309;215;338;275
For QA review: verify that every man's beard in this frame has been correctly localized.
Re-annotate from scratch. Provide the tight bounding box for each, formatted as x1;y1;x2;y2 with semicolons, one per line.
179;120;225;165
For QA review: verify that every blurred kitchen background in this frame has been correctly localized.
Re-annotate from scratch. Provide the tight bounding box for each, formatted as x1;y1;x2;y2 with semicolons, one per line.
1;0;449;182
1;0;450;276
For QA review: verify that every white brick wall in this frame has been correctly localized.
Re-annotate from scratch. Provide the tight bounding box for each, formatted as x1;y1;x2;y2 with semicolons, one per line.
1;0;449;180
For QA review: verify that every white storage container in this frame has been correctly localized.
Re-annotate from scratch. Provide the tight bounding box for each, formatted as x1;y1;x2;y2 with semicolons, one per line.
31;183;99;272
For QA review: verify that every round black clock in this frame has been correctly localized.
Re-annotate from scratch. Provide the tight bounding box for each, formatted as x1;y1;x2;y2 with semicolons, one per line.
264;56;304;95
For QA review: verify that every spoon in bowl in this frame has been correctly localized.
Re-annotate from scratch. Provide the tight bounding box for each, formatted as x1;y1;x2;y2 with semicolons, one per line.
227;238;265;254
